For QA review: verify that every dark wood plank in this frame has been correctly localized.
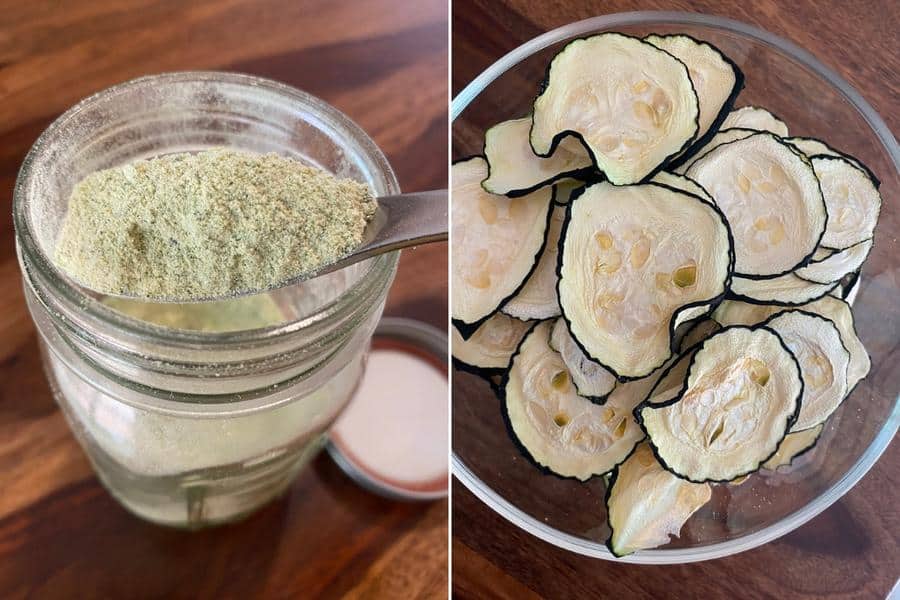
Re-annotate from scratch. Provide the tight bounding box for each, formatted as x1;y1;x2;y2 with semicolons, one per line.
0;1;448;597
452;1;899;598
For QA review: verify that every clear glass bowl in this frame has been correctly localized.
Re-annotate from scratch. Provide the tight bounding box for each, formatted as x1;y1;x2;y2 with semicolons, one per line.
451;12;899;563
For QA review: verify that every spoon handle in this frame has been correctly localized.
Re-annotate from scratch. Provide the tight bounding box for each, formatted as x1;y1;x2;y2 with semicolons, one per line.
368;189;449;252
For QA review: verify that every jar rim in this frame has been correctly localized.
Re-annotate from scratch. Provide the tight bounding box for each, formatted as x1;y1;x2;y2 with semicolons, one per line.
13;71;401;348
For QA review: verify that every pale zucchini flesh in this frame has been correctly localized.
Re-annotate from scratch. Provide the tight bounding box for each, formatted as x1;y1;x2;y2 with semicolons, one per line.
639;326;802;482
811;155;881;250
452;312;534;372
531;33;699;184
795;239;873;285
686;132;827;279
730;273;839;306
763;311;850;431
558;182;732;379
645;34;742;167
549;318;617;401
786;136;880;187
451;157;553;326
721;106;788;136
502;205;565;320
482;117;593;196
606;442;711;557
672;127;757;174
762;424;824;470
503;322;644;480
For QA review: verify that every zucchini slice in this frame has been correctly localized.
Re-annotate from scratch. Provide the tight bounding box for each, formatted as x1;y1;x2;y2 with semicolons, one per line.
672;127;757;174
715;296;869;391
686;132;827;279
762;424;824;470
452;312;533;372
451;157;553;327
502;205;565;320
558;182;732;379
638;326;802;482
810;155;881;250
645;34;743;166
503;322;644;480
729;273;839;306
530;33;699;184
651;171;713;203
482;117;593;196
721;106;788;136
552;179;587;205
795;239;873;285
786;136;880;187
549;318;617;401
763;311;850;431
803;296;870;390
606;442;711;557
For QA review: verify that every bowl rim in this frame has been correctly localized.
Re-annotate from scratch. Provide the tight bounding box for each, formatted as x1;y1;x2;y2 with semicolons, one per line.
451;10;900;564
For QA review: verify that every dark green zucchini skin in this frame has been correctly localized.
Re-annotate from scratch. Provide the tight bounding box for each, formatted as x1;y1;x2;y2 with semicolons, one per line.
498;320;639;482
528;32;701;184
658;34;746;171
451;170;556;339
555;181;735;382
787;136;882;188
634;323;804;484
691;132;828;281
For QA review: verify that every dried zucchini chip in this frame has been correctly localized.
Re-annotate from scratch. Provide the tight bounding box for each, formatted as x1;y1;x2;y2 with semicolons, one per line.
638;326;802;482
810;155;881;250
729;273;839;306
721;106;788;136
502;205;565;320
762;424;824;470
763;311;850;431
452;312;533;372
651;171;713;202
549;318;617;401
558;182;732;379
786;136;880;187
714;296;869;391
503;322;646;480
531;33;699;184
672;127;757;174
796;239;873;284
482;117;593;196
645;34;743;167
686;132;827;278
606;442;711;557
451;157;553;328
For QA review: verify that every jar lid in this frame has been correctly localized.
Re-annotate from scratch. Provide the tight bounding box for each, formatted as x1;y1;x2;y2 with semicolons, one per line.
327;317;448;501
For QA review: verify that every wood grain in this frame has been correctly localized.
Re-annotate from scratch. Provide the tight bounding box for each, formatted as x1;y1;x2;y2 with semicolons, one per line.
452;1;899;598
0;1;448;597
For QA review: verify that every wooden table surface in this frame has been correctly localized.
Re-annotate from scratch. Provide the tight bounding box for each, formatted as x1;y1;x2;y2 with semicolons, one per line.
452;1;899;599
0;1;448;597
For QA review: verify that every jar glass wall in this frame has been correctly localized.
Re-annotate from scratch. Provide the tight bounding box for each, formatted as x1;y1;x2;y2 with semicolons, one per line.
14;72;400;528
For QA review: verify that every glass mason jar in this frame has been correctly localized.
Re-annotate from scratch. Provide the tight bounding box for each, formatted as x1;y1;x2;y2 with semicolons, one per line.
13;72;400;528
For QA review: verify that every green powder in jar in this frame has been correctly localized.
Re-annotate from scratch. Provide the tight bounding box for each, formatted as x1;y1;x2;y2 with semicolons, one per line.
53;149;378;300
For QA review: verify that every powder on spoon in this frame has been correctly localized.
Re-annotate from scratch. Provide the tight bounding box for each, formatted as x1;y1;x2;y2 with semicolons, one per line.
53;149;377;300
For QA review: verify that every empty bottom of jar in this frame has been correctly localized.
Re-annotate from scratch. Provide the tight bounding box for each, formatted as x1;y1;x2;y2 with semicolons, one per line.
84;431;328;529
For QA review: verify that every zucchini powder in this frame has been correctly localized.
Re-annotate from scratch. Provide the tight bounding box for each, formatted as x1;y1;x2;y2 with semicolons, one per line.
53;149;377;299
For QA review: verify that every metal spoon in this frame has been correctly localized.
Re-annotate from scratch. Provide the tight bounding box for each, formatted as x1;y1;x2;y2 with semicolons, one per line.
94;189;448;303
